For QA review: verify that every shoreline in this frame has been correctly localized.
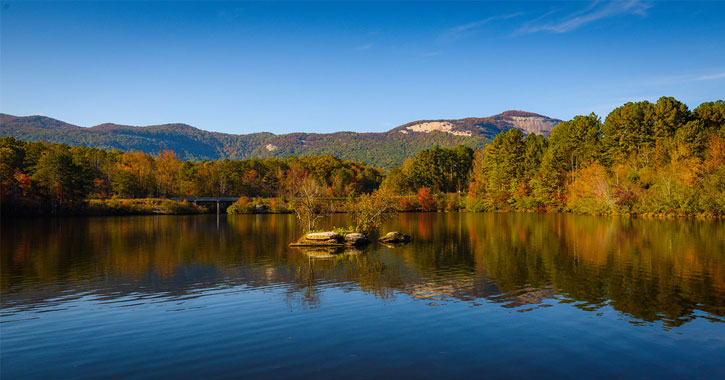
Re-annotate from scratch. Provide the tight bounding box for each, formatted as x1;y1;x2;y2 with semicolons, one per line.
2;198;722;221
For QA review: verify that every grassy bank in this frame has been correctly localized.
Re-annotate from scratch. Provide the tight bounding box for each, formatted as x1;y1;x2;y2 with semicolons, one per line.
3;195;721;219
224;194;467;215
86;199;207;215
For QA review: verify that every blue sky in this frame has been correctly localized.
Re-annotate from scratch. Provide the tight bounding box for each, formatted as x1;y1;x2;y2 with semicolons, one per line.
1;1;724;134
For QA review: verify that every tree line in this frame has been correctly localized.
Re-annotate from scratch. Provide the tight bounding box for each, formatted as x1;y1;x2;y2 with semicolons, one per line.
2;96;723;217
464;98;724;216
379;97;724;216
0;139;383;215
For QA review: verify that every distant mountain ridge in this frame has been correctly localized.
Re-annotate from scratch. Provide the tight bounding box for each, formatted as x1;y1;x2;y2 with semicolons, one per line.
393;110;559;138
0;111;560;168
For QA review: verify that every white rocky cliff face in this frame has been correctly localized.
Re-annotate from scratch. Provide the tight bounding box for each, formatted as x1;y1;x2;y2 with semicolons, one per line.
507;116;558;136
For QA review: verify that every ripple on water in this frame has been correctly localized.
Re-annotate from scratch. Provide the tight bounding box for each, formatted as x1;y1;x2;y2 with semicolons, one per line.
1;213;724;379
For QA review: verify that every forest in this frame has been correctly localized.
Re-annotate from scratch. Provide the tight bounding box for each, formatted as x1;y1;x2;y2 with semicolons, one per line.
0;139;383;215
462;98;725;216
1;97;723;217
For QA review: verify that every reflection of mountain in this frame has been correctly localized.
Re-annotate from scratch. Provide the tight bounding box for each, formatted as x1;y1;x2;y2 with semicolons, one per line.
2;213;724;326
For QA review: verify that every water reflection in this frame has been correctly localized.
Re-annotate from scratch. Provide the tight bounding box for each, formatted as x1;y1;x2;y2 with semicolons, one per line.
2;213;724;326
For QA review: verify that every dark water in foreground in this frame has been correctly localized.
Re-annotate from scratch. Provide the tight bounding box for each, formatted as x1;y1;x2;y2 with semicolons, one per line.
1;213;724;379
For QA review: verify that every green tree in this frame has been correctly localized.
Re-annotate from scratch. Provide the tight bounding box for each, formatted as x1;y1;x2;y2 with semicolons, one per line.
693;100;725;133
652;96;691;138
548;113;602;171
477;129;526;209
33;148;91;212
602;100;655;162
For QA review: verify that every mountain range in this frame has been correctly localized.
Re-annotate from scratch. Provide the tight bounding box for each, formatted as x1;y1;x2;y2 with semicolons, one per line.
0;111;560;169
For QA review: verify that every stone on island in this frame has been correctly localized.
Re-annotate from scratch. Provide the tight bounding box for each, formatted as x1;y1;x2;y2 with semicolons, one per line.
344;233;369;246
290;231;371;248
290;232;344;247
306;232;342;241
378;231;411;245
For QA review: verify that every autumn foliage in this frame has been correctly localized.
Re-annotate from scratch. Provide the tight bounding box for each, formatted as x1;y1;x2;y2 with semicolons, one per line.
466;97;725;217
0;138;383;216
417;187;436;211
2;96;723;218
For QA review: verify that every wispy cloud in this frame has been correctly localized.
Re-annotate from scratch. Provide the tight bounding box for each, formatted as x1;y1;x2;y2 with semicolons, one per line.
421;51;442;57
517;0;652;35
354;43;373;51
646;70;725;86
696;72;725;81
438;13;523;42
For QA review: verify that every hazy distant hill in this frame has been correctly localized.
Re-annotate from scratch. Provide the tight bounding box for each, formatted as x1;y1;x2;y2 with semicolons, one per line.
0;111;560;168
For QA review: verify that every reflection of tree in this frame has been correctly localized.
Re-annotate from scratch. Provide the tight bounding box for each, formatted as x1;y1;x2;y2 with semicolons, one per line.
377;212;725;325
287;249;397;308
456;213;725;326
2;213;724;327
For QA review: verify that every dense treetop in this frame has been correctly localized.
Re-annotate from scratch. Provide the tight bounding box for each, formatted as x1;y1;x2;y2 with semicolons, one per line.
465;98;724;216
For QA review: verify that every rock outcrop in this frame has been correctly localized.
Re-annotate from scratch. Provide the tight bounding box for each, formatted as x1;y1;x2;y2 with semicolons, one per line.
290;231;371;248
345;233;369;246
378;231;411;245
290;232;344;247
307;232;342;241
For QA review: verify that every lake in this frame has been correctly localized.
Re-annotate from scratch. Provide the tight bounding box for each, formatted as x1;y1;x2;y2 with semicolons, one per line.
1;213;724;379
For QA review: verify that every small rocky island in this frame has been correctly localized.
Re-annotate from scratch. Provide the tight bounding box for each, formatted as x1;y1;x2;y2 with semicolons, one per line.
290;231;410;249
290;231;370;247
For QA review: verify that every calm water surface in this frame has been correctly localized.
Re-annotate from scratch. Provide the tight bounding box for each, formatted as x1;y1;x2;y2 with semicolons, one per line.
1;213;724;379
